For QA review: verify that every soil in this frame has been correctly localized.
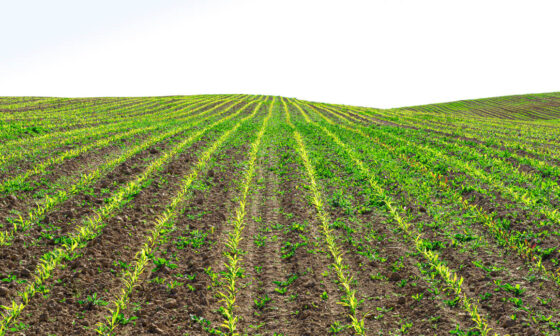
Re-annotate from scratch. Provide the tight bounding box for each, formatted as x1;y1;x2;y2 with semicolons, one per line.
290;108;475;335
2;95;560;336
325;121;560;335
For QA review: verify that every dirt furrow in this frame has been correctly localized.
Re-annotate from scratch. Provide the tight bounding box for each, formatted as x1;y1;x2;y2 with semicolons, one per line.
0;129;219;314
114;129;253;336
8;135;211;335
234;139;345;335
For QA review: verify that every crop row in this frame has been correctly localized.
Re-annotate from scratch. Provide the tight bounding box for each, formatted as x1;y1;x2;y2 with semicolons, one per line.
0;97;256;334
1;93;559;335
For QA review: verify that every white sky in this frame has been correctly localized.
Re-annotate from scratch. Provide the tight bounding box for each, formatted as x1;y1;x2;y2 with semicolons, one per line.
0;0;559;108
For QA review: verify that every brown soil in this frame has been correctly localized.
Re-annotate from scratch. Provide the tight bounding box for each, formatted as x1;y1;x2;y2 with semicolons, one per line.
291;117;475;335
3;102;254;335
2;95;560;336
331;125;560;335
16;138;206;335
114;119;257;336
233;138;347;335
0;105;245;310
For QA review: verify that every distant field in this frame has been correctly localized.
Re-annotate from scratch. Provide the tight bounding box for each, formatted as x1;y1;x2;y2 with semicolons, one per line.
1;93;560;335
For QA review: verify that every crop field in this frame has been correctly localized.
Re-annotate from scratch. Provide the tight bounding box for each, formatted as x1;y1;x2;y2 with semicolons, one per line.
1;93;560;336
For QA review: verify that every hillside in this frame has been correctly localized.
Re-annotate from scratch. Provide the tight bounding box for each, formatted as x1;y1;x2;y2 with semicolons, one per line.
0;94;559;335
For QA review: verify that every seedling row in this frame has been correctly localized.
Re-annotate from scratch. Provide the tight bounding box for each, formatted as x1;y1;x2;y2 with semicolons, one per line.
1;93;560;335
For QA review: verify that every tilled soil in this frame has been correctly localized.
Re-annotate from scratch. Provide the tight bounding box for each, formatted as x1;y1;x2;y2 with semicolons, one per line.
234;140;347;336
16;140;204;335
109;104;263;336
313;118;560;334
0;130;202;285
2;95;560;336
294;120;474;335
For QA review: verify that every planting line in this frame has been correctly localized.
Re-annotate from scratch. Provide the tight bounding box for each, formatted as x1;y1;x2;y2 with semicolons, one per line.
0;97;219;189
215;98;272;336
24;98;173;128
353;106;560;165
0;100;156;151
0;99;256;335
428;127;560;183
88;95;234;128
0;127;156;193
422;131;560;203
0;99;159;137
309;103;560;288
0;98;140;123
434;132;560;180
94;100;264;336
360;104;553;132
303;103;560;332
317;103;560;227
0;98;182;169
0;98;239;246
376;124;560;226
292;100;496;336
405;114;560;143
0;97;53;110
283;98;368;335
385;110;560;149
0;96;218;168
0;95;216;157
